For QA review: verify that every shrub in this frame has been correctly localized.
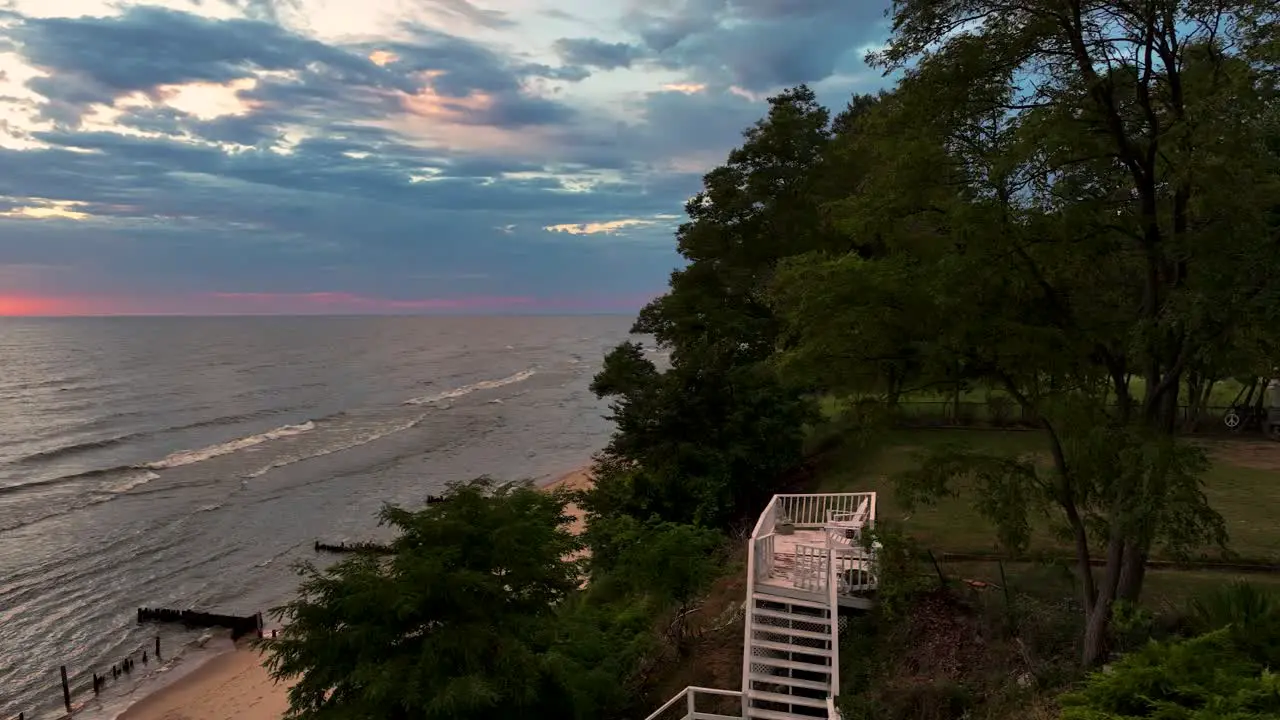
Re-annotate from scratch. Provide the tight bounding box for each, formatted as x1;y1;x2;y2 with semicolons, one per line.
1059;623;1280;719
1188;580;1279;634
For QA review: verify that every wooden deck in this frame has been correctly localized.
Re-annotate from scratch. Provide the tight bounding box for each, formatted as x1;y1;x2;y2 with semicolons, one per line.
757;529;875;609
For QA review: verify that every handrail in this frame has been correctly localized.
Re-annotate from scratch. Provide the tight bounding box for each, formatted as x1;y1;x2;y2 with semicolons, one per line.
644;686;744;720
827;547;840;697
741;495;776;718
771;493;877;528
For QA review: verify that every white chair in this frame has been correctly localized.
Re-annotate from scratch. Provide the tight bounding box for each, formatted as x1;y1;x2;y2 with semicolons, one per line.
824;498;870;549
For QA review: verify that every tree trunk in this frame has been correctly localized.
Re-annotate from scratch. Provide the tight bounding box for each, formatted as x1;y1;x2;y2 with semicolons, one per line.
886;366;902;408
1183;372;1203;432
1082;532;1125;667
1116;541;1147;603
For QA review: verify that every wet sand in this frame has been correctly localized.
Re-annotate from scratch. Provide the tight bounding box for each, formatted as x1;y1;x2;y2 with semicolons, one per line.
115;646;290;720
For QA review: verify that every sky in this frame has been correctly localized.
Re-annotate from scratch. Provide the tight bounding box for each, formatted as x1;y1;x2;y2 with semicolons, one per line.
0;0;895;315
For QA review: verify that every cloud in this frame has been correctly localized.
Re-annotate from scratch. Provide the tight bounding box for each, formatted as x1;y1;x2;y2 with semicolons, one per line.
419;0;516;30
623;0;890;91
553;38;643;70
0;0;897;314
544;216;678;235
13;7;393;120
9;6;580;130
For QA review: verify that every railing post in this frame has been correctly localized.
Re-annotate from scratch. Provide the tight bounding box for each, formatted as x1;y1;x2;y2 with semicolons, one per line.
686;688;696;720
828;548;840;697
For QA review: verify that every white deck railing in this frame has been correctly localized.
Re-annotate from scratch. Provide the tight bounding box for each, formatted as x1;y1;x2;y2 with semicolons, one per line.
644;686;744;720
749;493;878;598
773;493;876;529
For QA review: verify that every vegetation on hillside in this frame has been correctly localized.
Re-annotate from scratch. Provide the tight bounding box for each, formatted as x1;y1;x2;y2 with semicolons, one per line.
262;0;1280;717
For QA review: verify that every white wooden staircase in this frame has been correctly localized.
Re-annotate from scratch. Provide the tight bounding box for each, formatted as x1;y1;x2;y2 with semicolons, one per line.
643;493;877;720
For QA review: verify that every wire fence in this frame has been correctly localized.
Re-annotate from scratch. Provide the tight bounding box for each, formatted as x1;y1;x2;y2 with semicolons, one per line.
887;400;1242;435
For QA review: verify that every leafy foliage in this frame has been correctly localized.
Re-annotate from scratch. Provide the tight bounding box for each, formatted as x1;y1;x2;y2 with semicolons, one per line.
1188;581;1280;636
585;348;816;534
1059;625;1280;719
582;88;854;539
264;479;591;720
768;0;1280;665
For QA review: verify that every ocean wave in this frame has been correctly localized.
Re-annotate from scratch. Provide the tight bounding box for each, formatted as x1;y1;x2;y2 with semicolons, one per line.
144;421;316;470
242;414;425;479
0;421;316;500
16;435;139;463
16;409;291;465
404;369;536;405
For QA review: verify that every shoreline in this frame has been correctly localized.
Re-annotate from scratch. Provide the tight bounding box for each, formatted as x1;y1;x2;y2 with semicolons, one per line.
110;466;594;720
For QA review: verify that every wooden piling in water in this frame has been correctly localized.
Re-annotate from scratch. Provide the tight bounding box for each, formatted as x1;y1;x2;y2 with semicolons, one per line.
59;665;71;713
156;634;161;660
138;607;262;640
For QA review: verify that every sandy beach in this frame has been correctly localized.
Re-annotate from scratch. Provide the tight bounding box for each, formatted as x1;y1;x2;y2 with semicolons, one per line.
114;468;593;720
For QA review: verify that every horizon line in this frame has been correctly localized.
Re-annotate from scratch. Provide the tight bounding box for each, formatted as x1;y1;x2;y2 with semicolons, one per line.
0;311;640;319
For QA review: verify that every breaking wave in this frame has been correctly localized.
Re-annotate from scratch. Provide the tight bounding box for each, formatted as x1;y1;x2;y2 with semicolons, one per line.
404;369;536;405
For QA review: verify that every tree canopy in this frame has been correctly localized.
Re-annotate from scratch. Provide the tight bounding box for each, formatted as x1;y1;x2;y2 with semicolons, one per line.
769;0;1280;664
264;479;590;720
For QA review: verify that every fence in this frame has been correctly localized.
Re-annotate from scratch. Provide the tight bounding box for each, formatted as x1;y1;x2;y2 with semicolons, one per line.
889;401;1238;434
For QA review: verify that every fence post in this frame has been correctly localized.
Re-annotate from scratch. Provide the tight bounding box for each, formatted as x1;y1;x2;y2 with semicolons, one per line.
60;665;71;712
156;635;161;660
686;688;696;720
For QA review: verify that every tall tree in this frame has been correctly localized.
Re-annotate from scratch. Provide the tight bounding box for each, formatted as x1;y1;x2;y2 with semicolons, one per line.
774;0;1280;665
635;85;839;364
584;86;844;539
264;479;592;720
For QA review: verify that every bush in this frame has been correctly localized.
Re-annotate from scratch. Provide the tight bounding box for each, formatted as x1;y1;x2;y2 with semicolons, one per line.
1059;623;1280;719
1188;580;1279;634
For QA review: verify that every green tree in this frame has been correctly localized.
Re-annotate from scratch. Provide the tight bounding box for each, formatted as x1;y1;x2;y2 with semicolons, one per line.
263;479;592;720
773;0;1280;665
584;86;846;538
585;343;816;533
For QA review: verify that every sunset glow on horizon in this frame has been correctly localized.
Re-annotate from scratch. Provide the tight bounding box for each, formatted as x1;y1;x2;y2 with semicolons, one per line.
0;292;658;317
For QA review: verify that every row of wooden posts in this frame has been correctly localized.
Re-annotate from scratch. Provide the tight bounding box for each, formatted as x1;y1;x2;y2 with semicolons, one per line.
7;607;266;720
313;540;393;555
136;607;264;641
309;494;448;557
9;635;166;720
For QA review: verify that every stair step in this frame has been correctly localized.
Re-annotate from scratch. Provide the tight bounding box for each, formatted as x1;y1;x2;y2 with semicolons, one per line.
753;593;831;611
753;639;833;657
751;656;832;673
747;672;832;691
745;705;829;720
752;608;832;626
750;623;832;641
748;690;830;709
747;661;829;676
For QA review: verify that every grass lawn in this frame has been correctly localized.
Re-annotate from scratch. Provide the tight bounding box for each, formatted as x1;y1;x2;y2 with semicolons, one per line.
815;428;1280;564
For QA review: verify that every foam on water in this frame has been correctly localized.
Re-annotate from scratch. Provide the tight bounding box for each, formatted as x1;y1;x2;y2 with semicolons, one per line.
241;414;426;479
144;421;316;470
404;369;536;405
